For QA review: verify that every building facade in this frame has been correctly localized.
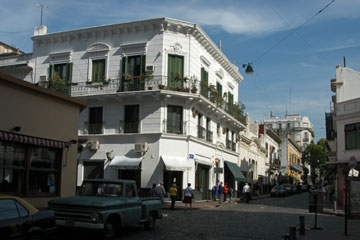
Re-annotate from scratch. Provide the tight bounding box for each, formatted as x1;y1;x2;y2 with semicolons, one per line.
326;65;360;209
239;117;266;194
29;18;246;200
264;113;314;150
0;72;86;208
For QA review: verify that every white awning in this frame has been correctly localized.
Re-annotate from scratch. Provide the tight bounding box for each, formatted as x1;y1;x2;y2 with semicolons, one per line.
161;156;192;171
109;156;143;170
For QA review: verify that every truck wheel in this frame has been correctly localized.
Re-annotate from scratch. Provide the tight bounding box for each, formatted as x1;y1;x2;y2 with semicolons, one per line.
144;213;156;231
104;217;117;240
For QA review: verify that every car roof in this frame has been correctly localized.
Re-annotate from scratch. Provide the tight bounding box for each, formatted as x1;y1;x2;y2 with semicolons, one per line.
0;195;39;215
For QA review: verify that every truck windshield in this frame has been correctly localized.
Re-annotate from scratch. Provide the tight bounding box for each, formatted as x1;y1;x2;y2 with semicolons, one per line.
79;182;123;197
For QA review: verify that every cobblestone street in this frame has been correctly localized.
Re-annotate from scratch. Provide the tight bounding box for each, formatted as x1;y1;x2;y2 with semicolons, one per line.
56;192;360;240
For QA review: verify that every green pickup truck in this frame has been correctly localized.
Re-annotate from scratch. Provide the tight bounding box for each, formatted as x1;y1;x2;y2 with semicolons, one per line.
48;179;162;239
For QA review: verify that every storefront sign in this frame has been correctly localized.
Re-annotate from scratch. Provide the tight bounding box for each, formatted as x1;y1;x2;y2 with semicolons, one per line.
189;154;194;159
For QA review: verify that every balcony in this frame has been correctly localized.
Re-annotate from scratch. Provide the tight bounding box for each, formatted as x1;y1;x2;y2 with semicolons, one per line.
163;119;187;135
197;126;206;139
119;120;140;133
290;163;303;173
303;138;309;142
206;130;213;143
84;122;104;134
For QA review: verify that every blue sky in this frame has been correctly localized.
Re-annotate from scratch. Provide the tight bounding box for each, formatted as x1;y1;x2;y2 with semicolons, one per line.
2;0;360;141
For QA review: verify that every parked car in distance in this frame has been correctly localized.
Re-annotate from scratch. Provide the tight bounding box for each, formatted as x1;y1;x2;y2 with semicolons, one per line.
0;195;56;240
301;184;309;192
48;179;163;240
291;185;298;194
271;185;287;197
281;184;293;195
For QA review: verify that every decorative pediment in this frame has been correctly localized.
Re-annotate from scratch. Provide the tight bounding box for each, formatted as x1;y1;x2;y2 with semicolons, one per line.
86;42;111;53
227;82;235;90
120;42;147;55
200;56;211;67
216;69;224;79
165;42;185;55
49;51;72;62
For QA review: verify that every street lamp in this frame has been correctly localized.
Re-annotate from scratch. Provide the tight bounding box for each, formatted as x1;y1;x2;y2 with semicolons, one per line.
242;63;254;74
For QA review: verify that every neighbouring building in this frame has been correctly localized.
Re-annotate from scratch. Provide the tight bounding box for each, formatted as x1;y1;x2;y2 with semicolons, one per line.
279;133;303;185
239;116;266;195
0;72;86;208
264;112;314;150
326;65;360;211
0;42;34;83
259;124;282;191
28;18;247;200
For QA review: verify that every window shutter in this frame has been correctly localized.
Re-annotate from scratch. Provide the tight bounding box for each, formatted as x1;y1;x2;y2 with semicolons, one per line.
48;64;54;79
67;63;73;83
140;55;146;75
92;60;97;82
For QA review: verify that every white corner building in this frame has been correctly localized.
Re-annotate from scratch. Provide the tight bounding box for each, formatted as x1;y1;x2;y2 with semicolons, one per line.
28;18;247;200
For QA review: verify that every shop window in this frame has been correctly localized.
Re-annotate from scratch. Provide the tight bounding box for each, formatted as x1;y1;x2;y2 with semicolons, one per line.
0;141;61;196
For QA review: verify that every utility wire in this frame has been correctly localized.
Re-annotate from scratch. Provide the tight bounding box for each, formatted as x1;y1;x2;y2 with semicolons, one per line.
253;0;336;63
263;0;334;65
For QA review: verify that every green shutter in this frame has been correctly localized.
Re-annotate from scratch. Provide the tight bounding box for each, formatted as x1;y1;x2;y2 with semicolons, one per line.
141;55;146;74
92;60;97;82
48;64;54;79
167;55;173;87
67;63;73;83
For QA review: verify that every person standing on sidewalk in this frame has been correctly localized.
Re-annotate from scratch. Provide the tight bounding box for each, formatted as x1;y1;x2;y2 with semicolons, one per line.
218;182;224;204
183;183;194;210
224;184;228;202
155;183;166;203
229;187;233;203
169;183;178;210
242;183;251;203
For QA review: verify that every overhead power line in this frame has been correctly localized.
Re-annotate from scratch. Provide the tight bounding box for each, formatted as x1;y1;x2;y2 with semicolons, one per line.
253;0;336;63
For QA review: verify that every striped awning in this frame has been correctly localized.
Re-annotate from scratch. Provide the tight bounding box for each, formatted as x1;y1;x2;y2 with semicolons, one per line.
0;130;67;149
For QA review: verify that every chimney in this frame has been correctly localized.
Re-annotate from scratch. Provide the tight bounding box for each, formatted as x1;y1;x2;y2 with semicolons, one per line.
34;25;47;36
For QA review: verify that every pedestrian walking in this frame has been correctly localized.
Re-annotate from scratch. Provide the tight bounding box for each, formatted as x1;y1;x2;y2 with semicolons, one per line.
224;184;228;202
229;187;233;203
169;183;178;210
183;183;194;210
149;183;157;197
218;182;224;204
242;182;251;203
155;183;166;203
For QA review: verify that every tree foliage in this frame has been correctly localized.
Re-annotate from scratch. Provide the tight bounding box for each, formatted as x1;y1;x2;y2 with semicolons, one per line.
302;138;327;174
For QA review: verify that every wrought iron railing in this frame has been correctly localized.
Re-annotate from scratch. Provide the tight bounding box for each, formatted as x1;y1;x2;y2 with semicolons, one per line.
84;122;104;134
206;130;213;142
197;126;206;139
119;120;140;133
163;119;186;135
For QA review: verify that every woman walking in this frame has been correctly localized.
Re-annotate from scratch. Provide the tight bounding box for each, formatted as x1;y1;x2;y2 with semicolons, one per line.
169;183;178;210
183;183;194;211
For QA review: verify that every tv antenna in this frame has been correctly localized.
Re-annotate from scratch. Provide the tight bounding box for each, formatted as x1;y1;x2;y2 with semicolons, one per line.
33;3;48;25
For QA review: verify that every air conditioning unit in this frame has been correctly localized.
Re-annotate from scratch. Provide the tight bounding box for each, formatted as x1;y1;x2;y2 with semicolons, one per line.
86;141;100;151
146;65;155;72
38;75;48;87
135;142;148;153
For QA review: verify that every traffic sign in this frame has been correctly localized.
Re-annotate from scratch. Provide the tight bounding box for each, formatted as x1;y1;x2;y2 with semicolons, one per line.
349;156;357;169
348;169;359;177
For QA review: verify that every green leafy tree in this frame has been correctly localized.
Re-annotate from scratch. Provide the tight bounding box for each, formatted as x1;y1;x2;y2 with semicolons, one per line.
302;138;327;176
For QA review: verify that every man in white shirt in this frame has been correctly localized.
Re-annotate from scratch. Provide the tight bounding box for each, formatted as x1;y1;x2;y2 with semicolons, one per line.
242;183;251;203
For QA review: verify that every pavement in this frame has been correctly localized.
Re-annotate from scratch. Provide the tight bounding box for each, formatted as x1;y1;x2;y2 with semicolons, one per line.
162;193;271;210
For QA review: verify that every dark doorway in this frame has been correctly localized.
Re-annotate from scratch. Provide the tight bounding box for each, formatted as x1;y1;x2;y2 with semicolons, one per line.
124;105;139;133
195;164;210;200
224;163;235;189
163;170;183;201
118;169;141;189
83;161;104;180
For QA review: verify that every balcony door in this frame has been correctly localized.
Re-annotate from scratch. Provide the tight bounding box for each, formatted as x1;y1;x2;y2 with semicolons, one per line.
167;105;183;134
124;105;139;133
167;55;184;88
89;107;103;134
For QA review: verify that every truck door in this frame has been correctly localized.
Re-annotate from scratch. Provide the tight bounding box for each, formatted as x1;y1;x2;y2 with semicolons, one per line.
124;183;142;224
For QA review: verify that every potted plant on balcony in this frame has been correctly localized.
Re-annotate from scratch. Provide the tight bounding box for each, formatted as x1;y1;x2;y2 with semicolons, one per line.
159;84;165;90
190;75;198;93
142;72;154;90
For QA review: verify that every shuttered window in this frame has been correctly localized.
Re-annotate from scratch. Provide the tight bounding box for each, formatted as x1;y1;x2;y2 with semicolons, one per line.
345;123;360;150
92;59;106;82
167;55;184;88
200;67;208;97
48;63;73;83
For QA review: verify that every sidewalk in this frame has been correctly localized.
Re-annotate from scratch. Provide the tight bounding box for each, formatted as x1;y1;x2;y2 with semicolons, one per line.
162;193;271;210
